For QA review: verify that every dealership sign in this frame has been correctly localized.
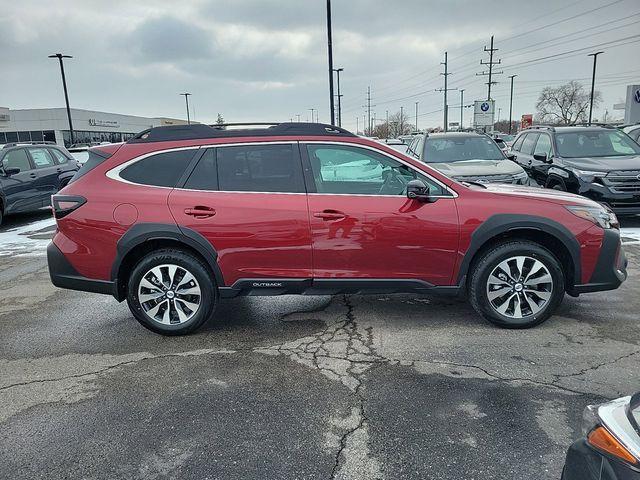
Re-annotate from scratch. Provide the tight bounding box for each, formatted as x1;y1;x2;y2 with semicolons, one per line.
473;100;495;128
88;118;119;128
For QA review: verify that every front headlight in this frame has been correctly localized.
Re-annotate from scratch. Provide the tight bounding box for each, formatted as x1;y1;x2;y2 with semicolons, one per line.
571;169;605;182
565;205;619;229
513;171;529;184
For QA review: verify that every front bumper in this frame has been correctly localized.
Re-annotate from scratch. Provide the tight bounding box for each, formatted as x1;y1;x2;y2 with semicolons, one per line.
569;229;627;296
578;182;640;216
562;439;640;480
47;241;116;297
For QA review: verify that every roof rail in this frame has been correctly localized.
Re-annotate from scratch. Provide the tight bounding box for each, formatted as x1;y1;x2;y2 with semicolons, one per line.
128;122;356;144
525;125;555;131
570;122;616;128
2;141;57;149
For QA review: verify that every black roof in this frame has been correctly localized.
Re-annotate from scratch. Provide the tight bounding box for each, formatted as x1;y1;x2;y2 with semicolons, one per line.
128;122;356;143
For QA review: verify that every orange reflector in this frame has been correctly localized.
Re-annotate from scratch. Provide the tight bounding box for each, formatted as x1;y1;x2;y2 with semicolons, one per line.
588;426;637;465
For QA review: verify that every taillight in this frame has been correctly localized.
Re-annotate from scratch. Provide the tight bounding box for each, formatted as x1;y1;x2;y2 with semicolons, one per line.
52;195;86;219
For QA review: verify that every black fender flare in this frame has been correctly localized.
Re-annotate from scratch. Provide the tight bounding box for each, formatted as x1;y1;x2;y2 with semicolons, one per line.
111;223;225;290
456;214;581;286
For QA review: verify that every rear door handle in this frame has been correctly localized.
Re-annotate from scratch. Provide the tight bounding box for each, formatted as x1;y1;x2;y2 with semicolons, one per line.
313;210;346;221
29;173;37;178
184;206;216;218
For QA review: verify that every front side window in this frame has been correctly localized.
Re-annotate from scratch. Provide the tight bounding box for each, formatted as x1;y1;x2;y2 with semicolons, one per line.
424;136;504;163
29;148;55;169
120;149;195;187
511;134;525;152
520;133;539;155
307;144;446;196
216;144;304;193
2;149;32;172
556;130;640;158
533;134;552;157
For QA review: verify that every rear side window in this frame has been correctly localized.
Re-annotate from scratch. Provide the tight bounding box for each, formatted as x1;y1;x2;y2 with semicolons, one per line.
216;144;304;193
29;148;55;169
49;148;70;164
520;133;539;155
120;149;195;187
184;149;217;190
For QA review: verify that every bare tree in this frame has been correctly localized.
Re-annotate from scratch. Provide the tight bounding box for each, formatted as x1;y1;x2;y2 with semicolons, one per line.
371;110;414;138
535;81;601;125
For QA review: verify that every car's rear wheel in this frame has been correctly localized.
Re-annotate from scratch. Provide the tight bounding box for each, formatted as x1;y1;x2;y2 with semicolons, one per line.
468;241;564;328
126;249;217;335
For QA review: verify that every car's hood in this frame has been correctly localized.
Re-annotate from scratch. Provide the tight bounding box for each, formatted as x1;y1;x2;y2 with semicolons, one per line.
478;183;602;208
429;159;523;177
562;155;640;172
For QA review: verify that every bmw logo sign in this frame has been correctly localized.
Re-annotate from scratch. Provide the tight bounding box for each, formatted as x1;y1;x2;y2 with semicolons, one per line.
481;102;490;112
635;89;640;103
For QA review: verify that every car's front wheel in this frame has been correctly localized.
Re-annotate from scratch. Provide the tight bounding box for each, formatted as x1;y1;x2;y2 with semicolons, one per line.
468;241;565;328
126;249;217;335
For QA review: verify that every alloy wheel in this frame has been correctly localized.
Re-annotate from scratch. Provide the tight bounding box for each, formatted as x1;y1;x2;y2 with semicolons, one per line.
137;264;202;325
486;255;553;319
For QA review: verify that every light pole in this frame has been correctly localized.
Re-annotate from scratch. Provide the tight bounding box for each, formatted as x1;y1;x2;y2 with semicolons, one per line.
309;108;316;123
333;68;343;127
296;114;301;122
48;53;74;145
400;106;404;134
180;93;192;124
415;102;419;131
460;89;464;131
508;74;517;135
326;0;335;125
588;51;604;125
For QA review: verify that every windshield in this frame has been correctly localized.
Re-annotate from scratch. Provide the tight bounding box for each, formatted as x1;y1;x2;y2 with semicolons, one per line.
556;130;640;158
424;137;505;163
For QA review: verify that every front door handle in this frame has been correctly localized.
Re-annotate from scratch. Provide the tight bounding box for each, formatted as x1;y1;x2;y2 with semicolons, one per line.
184;206;216;218
313;210;346;221
29;173;37;178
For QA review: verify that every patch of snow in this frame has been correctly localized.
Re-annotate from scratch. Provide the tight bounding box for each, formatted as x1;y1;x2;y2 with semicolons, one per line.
0;217;56;257
621;227;640;245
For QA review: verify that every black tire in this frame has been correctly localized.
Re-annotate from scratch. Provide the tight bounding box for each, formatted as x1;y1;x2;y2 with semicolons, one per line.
468;241;565;329
126;248;217;335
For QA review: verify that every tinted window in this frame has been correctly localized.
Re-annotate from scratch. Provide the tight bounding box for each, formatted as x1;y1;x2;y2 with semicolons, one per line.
49;148;70;165
2;149;31;172
520;133;539;155
29;148;55;168
216;144;304;193
184;149;217;191
307;144;446;196
120;149;195;187
533;134;552;157
424;136;504;163
556;130;640;158
512;134;525;152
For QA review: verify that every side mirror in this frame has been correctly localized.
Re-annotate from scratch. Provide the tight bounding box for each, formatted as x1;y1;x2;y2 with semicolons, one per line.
406;179;432;203
506;153;517;161
533;153;552;163
3;167;20;176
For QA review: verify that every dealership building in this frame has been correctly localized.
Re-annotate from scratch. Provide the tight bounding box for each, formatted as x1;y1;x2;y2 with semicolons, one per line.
0;107;189;147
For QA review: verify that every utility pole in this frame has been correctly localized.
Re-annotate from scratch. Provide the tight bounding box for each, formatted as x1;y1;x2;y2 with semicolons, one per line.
309;108;316;123
48;53;75;145
386;110;389;137
400;106;404;134
588;51;604;125
296;114;301;122
508;74;517;135
477;35;502;100
356;117;359;134
179;93;192;124
326;0;335;125
497;107;502;123
460;89;465;131
415;102;419;132
366;86;372;135
436;52;456;132
333;68;344;127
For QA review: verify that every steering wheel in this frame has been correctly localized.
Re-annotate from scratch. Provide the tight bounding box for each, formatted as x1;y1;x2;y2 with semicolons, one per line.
378;169;410;195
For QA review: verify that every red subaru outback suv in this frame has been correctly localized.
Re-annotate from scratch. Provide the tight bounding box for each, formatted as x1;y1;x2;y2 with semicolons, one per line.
47;123;627;335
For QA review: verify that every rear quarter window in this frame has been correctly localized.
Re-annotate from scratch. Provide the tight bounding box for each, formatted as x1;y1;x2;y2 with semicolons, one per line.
120;149;196;187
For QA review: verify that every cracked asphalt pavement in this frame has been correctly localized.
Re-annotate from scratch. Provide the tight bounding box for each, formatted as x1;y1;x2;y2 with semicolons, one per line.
1;211;639;480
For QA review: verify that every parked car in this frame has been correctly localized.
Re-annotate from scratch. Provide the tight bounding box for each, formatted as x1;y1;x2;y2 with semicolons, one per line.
405;131;530;185
382;138;408;154
623;124;640;144
48;122;627;335
510;125;640;215
562;392;640;479
0;141;79;225
398;134;415;145
491;133;515;154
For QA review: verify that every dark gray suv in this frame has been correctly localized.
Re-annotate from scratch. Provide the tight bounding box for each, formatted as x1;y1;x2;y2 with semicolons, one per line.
0;142;79;225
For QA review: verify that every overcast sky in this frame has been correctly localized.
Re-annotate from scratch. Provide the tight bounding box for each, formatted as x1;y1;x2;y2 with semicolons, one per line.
1;0;639;131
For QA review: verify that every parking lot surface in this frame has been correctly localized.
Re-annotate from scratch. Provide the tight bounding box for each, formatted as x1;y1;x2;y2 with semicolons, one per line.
1;211;639;480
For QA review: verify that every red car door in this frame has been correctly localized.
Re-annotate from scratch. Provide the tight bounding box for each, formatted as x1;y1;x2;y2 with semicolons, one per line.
168;143;312;286
303;143;459;286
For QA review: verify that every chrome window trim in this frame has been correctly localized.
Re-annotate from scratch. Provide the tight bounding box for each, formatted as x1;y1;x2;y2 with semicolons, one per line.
303;140;458;198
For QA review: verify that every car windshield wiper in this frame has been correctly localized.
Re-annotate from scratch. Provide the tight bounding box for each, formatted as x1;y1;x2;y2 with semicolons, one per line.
461;181;488;189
